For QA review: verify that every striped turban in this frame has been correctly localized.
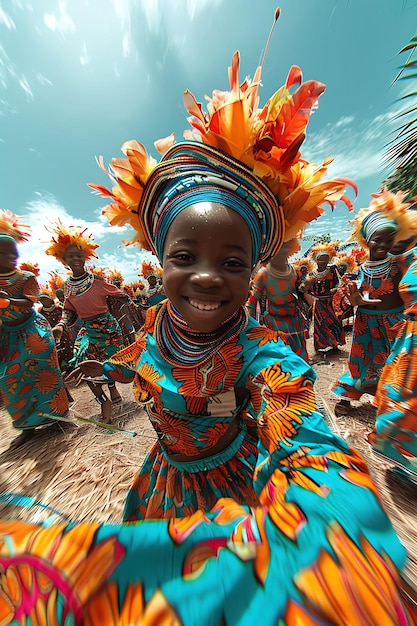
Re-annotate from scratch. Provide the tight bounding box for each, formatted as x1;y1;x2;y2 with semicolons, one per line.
136;143;285;268
360;212;398;243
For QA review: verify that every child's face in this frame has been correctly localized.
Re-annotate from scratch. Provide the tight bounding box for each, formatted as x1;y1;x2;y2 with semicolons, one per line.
162;202;253;332
0;239;18;273
39;294;54;308
64;245;86;275
316;253;329;271
367;228;396;260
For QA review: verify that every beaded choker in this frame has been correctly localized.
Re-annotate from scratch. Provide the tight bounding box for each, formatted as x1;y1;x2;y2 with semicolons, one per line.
313;266;329;279
267;263;294;279
362;257;392;278
155;301;247;367
0;270;17;286
65;271;94;297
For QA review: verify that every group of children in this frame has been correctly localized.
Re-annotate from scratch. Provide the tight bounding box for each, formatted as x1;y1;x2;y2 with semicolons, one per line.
1;24;416;625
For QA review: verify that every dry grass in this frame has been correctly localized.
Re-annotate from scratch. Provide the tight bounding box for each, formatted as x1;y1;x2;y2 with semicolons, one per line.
0;381;156;524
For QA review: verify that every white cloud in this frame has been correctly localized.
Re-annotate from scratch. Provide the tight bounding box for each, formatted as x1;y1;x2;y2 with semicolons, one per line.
303;108;402;183
110;0;222;59
79;41;90;66
18;76;34;100
17;193;153;286
43;0;75;35
0;7;16;30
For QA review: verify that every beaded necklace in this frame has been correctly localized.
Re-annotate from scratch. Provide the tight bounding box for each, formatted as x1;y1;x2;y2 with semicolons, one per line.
313;266;329;279
64;271;94;297
361;257;392;279
0;270;26;297
0;270;17;286
155;301;247;367
267;263;294;279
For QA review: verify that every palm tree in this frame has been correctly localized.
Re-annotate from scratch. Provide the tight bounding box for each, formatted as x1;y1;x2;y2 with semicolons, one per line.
384;34;417;198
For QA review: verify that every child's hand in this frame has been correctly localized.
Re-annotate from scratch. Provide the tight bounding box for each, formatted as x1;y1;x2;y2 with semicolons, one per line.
347;282;381;306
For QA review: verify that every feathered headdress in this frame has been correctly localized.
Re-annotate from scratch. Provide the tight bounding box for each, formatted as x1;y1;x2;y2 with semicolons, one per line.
44;220;99;265
288;236;302;258
140;260;162;278
18;262;40;276
47;271;65;297
92;266;109;279
108;269;124;285
349;189;416;250
309;241;339;262
335;252;359;275
292;256;314;274
88;9;355;262
0;209;31;242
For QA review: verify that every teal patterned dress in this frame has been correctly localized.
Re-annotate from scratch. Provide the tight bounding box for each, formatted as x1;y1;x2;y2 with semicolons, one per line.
0;301;413;624
372;255;417;477
333;256;408;400
0;270;69;429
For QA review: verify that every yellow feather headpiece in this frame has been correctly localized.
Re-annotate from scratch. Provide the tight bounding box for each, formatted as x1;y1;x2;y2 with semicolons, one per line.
292;256;314;274
309;241;338;262
348;188;417;250
335;252;359;275
0;209;31;243
44;220;99;265
88;10;356;260
18;262;40;276
47;271;66;297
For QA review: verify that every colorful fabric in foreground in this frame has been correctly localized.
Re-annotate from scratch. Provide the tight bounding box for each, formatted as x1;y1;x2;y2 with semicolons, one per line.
0;306;413;623
0;487;413;624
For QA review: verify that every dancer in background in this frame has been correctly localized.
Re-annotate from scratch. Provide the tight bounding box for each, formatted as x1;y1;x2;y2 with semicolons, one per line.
45;221;126;423
0;210;69;439
333;190;416;417
247;236;309;362
303;241;345;353
0;28;413;623
369;254;417;484
332;248;362;330
107;268;142;343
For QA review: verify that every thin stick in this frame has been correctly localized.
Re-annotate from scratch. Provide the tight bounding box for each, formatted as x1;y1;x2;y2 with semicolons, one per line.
39;411;137;437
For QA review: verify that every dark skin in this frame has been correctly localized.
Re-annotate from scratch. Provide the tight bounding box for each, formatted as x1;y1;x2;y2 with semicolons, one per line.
57;245;122;421
303;253;339;297
0;239;35;324
268;240;293;273
70;201;254;383
335;228;398;414
345;228;400;311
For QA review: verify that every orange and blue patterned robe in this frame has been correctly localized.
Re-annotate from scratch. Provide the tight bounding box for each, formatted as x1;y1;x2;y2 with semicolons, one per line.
246;265;309;362
0;302;413;624
333;257;408;400
307;264;345;352
0;270;69;429
373;255;417;475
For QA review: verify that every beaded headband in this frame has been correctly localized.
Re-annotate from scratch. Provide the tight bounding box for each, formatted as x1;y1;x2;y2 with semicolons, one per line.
349;189;416;249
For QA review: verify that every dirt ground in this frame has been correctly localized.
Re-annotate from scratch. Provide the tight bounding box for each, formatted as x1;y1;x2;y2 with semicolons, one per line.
0;329;416;596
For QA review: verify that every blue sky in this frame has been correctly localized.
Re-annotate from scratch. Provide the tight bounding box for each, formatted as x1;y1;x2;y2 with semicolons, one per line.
1;0;416;284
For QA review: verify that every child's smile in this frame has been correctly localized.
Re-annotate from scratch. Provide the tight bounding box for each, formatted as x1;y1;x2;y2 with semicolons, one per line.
162;202;253;332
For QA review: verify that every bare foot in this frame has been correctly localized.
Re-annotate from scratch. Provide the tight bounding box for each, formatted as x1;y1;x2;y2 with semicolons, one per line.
109;388;122;404
334;400;351;417
100;399;112;424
